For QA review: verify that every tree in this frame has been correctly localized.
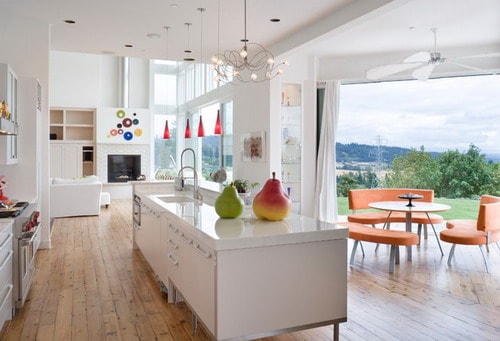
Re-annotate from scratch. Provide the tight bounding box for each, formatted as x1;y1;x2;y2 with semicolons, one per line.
383;148;441;191
337;173;360;197
437;144;491;198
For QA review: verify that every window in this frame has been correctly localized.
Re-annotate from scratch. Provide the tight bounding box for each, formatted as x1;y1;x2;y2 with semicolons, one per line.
151;59;233;183
183;102;233;182
336;74;500;192
154;74;176;105
153;114;177;179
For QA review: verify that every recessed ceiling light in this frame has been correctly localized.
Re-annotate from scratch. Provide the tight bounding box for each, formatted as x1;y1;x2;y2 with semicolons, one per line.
64;19;76;24
409;26;416;30
124;44;133;48
147;33;161;38
183;57;195;61
171;3;179;8
270;18;281;23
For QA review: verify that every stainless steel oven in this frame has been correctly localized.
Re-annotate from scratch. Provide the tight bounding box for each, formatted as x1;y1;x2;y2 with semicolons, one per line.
13;204;40;310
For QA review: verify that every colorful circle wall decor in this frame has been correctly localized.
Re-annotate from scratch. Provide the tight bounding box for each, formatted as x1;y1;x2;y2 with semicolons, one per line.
107;109;142;141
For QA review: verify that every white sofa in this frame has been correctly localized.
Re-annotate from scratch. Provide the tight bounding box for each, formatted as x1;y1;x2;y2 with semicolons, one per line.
50;175;103;217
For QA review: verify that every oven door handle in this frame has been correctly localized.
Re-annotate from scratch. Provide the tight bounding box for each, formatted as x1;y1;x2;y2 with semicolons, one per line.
21;229;38;246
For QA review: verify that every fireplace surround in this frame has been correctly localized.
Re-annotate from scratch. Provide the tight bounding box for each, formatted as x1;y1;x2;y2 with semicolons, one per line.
107;154;141;183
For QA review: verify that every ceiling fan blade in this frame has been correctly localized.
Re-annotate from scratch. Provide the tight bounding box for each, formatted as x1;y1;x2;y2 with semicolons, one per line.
366;62;422;80
403;51;431;63
457;52;500;59
412;64;435;81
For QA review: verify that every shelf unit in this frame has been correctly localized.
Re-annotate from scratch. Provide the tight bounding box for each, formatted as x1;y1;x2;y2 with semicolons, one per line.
50;108;95;142
50;108;96;178
281;83;302;213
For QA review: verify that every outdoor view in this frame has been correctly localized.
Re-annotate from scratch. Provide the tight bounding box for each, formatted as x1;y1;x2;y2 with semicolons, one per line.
336;74;500;218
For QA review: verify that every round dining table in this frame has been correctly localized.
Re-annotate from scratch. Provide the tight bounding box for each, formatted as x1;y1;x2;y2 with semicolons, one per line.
368;201;451;260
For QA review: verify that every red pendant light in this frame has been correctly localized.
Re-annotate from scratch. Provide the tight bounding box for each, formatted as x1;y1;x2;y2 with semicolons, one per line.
214;110;222;135
163;120;170;139
185;118;191;138
198;115;205;137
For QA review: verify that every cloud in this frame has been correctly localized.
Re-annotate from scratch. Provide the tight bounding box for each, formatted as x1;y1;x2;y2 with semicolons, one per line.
338;74;500;154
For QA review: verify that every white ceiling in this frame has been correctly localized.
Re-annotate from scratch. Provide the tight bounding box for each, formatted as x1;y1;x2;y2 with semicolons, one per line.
2;0;500;80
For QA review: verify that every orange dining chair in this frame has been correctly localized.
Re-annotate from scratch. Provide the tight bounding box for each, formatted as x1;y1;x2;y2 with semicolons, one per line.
440;196;500;273
446;194;500;252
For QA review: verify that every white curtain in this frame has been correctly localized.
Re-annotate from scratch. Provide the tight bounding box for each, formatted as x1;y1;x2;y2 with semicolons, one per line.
314;80;340;223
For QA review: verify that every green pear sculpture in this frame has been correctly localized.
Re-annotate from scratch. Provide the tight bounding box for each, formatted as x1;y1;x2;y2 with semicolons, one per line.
215;184;245;218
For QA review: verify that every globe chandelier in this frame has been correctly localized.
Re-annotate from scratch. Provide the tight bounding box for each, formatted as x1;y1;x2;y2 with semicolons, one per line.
211;0;288;83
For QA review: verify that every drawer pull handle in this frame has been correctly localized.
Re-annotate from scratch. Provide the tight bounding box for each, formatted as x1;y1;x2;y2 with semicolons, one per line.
168;253;179;266
0;233;13;250
0;284;13;310
0;250;13;272
168;239;179;249
195;244;211;259
180;233;193;244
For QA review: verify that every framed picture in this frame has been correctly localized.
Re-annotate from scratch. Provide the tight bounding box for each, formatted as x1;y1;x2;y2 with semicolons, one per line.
241;131;266;162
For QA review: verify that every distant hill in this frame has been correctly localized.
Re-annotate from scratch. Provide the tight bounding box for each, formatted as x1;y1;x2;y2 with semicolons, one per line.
336;142;497;164
486;154;500;163
336;143;440;164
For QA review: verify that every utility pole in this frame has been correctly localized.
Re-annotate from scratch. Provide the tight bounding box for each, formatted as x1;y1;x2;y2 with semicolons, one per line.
371;135;387;187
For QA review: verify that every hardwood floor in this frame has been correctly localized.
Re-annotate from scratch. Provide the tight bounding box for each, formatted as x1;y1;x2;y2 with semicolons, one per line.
2;199;499;340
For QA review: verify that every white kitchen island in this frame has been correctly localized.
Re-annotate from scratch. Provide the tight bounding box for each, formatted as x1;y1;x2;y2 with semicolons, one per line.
132;184;347;341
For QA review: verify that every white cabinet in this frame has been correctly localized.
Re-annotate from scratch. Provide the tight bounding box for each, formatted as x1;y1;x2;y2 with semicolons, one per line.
0;222;14;330
166;215;215;332
281;83;302;213
50;107;95;178
50;143;95;178
0;64;18;165
164;208;346;340
136;196;165;285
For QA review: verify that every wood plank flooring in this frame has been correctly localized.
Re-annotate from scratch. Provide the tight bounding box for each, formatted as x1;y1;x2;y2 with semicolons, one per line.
1;199;499;340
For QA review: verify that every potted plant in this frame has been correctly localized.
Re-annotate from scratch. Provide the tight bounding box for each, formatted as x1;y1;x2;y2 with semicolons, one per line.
232;179;259;205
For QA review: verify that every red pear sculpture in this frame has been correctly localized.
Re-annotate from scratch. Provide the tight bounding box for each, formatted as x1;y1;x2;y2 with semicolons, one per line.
252;172;292;221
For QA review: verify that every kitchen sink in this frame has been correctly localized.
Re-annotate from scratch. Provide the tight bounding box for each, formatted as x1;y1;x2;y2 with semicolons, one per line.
156;195;199;204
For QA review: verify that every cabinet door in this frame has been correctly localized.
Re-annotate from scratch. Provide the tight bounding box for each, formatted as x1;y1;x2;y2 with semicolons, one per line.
158;214;169;285
191;240;215;333
0;136;17;165
62;144;82;178
177;228;195;303
50;144;63;178
51;143;83;179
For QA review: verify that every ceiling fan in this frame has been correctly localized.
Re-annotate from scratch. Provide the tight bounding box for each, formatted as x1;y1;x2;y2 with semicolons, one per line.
366;28;500;81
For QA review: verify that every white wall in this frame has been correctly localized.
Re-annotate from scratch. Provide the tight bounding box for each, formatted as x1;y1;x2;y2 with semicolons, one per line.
0;12;50;248
99;56;121;107
49;52;101;108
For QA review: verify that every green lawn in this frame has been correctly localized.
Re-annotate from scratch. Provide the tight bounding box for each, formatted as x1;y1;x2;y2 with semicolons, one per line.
337;197;480;220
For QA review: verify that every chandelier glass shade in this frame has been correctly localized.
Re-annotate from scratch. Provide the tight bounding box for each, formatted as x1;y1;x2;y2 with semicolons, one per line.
163;120;170;139
214;110;222;135
211;0;287;83
184;118;191;138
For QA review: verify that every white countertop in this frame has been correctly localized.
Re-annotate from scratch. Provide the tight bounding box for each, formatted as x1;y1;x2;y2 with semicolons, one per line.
143;192;348;251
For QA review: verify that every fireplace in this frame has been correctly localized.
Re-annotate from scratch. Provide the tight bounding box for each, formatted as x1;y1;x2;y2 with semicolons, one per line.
107;154;141;183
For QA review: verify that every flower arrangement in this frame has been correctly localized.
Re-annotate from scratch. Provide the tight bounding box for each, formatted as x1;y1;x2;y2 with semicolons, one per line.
0;175;8;201
0;101;11;120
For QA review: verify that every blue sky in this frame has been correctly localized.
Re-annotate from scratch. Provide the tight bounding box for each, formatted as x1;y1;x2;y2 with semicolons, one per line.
338;74;500;156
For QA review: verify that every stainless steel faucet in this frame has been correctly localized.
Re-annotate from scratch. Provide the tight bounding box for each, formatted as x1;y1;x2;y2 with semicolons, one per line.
180;148;196;169
177;166;203;201
176;148;202;201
